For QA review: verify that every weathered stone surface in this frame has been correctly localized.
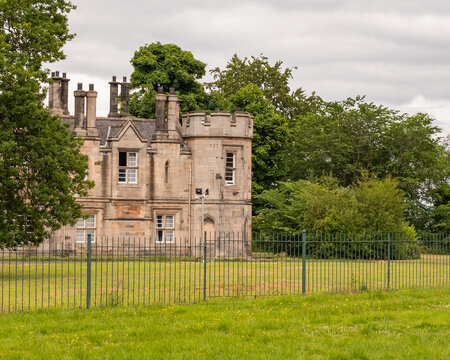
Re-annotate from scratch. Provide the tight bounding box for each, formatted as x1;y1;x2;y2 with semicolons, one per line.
48;76;253;257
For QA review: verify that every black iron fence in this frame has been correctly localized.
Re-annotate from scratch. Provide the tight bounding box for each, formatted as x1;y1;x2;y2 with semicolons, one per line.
0;232;448;312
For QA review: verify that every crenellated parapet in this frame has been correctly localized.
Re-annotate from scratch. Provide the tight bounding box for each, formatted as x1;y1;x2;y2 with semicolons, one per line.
181;111;253;139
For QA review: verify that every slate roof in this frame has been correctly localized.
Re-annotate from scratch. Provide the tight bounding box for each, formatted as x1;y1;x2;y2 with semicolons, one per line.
61;116;157;148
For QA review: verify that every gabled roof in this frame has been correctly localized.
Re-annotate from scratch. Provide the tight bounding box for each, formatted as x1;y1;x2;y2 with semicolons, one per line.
97;118;155;147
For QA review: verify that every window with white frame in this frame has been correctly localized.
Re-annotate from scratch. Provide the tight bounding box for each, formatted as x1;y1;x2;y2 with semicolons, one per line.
225;152;236;185
76;214;96;243
118;151;137;184
156;215;174;243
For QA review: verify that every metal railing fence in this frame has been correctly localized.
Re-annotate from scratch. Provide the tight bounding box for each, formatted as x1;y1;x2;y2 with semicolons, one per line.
1;232;448;312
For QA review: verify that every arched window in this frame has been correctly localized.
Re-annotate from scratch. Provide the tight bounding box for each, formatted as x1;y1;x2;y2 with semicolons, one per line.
165;161;169;184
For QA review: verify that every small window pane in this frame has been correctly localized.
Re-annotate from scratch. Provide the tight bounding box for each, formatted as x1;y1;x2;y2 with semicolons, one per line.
156;230;164;242
226;153;235;167
76;230;85;243
128;168;137;183
128;153;137;167
165;230;174;243
166;215;174;228
118;169;127;183
76;218;85;228
156;216;163;228
86;215;95;228
119;152;127;166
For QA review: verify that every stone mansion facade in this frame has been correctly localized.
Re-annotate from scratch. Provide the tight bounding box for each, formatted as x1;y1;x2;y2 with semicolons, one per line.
47;72;253;253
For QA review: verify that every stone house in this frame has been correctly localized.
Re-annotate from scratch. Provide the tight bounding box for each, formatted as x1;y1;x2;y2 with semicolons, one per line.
46;72;253;256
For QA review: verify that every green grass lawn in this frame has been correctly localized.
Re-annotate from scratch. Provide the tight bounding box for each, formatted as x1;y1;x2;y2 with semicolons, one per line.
0;287;448;359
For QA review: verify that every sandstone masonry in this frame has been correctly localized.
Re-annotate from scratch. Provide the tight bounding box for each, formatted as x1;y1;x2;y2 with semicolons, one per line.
47;73;253;256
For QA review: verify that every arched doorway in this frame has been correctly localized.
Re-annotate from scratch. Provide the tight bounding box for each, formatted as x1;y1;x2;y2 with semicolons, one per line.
204;217;215;241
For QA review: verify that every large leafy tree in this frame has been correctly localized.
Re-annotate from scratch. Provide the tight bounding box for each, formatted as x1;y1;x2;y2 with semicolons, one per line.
228;85;288;197
0;0;92;248
129;42;207;118
207;54;322;119
287;97;449;230
208;55;299;214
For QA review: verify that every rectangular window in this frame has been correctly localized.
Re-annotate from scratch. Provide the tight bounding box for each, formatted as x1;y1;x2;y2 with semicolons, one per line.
118;151;138;184
225;152;236;185
156;215;175;243
76;214;96;243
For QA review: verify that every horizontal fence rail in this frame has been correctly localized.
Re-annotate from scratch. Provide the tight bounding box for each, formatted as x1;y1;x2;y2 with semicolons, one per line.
1;232;449;312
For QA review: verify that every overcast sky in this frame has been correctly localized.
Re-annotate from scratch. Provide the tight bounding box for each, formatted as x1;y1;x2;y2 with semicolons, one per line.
54;0;450;135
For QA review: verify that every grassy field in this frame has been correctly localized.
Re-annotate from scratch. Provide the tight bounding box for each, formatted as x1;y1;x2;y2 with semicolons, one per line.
1;254;449;311
0;287;448;359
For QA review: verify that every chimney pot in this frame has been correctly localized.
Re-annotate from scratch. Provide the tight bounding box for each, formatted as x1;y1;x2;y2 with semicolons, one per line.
167;89;180;134
108;77;119;117
61;73;70;115
120;78;130;116
74;83;86;129
86;84;98;136
49;72;63;115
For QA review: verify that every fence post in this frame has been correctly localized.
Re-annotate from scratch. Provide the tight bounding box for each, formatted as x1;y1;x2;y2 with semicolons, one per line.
387;232;391;290
302;230;306;294
203;231;207;301
86;233;92;309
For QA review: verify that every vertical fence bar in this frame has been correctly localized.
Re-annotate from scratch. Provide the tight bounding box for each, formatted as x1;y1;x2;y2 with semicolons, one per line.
203;231;207;301
86;233;92;309
387;233;391;290
302;230;306;294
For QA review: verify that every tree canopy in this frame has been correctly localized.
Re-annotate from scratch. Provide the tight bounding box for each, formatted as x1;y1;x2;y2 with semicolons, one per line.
129;42;207;118
0;0;92;247
287;97;449;229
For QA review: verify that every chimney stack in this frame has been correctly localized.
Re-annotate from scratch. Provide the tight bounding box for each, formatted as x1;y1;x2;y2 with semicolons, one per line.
120;76;130;116
167;87;180;137
49;71;64;115
86;83;98;137
108;76;119;117
74;83;86;131
155;86;167;132
61;72;70;115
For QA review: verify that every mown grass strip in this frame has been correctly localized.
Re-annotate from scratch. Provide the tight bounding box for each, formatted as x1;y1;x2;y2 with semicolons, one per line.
0;287;449;359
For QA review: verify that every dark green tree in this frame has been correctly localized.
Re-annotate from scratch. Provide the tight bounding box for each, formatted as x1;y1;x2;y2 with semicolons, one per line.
287;97;449;230
208;54;322;119
129;42;207;118
0;0;93;248
429;182;450;233
228;85;289;205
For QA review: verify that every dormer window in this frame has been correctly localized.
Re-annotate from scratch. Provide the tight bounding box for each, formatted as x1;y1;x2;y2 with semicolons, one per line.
118;151;137;184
